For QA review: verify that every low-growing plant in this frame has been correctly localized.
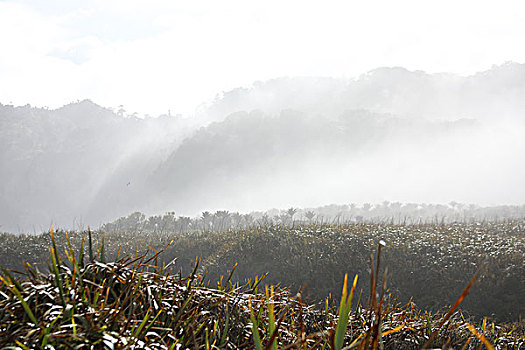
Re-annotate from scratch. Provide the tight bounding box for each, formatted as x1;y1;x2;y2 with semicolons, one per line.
1;226;524;349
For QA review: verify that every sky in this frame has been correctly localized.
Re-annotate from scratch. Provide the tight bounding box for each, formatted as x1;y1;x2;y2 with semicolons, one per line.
1;0;525;117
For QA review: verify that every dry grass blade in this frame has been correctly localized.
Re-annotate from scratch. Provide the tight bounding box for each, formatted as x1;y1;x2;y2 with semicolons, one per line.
381;324;405;337
466;323;495;350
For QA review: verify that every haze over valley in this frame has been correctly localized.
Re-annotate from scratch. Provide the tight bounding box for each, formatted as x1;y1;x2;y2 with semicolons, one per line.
1;63;525;233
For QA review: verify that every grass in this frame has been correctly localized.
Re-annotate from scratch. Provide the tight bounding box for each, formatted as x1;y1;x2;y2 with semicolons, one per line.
1;221;524;321
0;222;524;348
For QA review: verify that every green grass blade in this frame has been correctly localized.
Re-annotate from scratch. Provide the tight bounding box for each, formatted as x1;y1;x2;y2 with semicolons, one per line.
1;267;24;293
15;340;31;350
0;275;38;325
133;308;152;339
142;309;163;336
88;227;94;261
78;237;85;268
100;232;106;263
49;247;67;307
267;286;277;350
249;299;263;350
334;274;358;350
219;312;230;347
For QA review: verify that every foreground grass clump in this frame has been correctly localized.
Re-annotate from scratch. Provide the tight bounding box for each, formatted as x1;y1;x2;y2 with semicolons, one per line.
2;220;525;323
1;221;525;322
1;230;524;349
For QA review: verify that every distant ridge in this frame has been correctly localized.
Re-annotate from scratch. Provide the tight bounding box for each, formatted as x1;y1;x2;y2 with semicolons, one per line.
1;62;524;232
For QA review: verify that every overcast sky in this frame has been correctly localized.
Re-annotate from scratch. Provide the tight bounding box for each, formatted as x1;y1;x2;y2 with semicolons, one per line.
1;0;524;116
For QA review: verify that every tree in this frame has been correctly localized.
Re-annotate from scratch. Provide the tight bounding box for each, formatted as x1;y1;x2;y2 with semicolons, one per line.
287;207;298;226
201;211;212;230
243;213;254;227
304;210;316;223
231;212;244;229
214;210;231;231
177;216;192;233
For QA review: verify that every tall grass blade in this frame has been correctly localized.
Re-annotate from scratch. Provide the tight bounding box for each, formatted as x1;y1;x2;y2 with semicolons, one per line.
249;299;263;350
49;246;67;307
100;232;106;263
334;273;358;350
133;308;152;339
266;286;278;350
0;275;38;325
78;237;85;268
1;267;24;293
49;225;61;267
88;227;93;261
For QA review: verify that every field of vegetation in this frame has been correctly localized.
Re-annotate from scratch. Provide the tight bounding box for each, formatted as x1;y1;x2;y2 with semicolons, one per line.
1;219;524;348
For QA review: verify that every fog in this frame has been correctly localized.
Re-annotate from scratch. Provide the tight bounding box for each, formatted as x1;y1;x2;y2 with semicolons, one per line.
1;63;525;232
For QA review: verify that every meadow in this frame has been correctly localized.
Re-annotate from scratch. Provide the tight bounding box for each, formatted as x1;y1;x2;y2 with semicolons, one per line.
1;220;524;348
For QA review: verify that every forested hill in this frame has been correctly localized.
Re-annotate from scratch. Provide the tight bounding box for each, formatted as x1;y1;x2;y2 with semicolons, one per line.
0;100;186;232
198;62;525;123
1;63;525;233
145;110;479;216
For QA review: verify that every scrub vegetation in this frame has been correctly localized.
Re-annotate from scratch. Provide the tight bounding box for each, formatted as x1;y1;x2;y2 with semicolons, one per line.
1;219;524;348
